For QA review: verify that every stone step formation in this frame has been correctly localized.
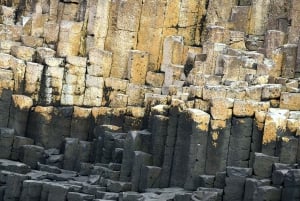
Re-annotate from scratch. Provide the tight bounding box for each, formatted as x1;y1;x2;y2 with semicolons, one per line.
0;0;300;200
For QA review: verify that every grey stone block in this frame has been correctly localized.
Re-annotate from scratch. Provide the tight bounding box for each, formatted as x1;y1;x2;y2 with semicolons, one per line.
205;120;231;175
67;192;95;201
63;138;92;171
0;128;14;159
101;132;126;164
19;145;45;169
0;159;31;174
119;192;144;201
273;163;297;171
3;172;30;201
112;148;123;164
40;182;69;201
253;186;281;201
106;180;131;193
96;191;119;200
11;136;34;161
243;178;270;201
151;115;168;167
227;117;253;167
184;109;210;190
139;166;161;192
120;130;152;182
0;186;6;201
108;163;121;171
272;170;289;186
192;190;219;201
92;165;120;181
196;188;223;201
174;193;192;201
131;151;152;192
281;186;300;201
283;169;300;187
223;177;246;201
214;172;226;189
38;163;62;174
226;166;252;178
20;180;44;201
253;152;279;178
0;89;12;127
199;175;215;188
160;107;179;188
277;136;298;164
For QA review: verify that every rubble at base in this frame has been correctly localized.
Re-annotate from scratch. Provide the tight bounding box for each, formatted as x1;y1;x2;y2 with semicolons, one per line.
0;0;300;200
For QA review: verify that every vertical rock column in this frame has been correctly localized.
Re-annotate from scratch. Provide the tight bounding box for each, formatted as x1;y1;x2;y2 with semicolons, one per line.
160;36;184;72
201;42;227;75
84;48;111;106
160;100;185;187
24;62;44;104
50;106;73;148
40;57;64;105
170;108;210;188
288;0;300;44
61;56;87;106
105;0;142;79
63;138;92;171
119;130;152;182
83;75;104;107
86;0;110;51
70;106;91;141
8;95;33;136
221;55;243;82
56;20;83;57
248;0;271;35
262;108;289;156
205;119;231;175
297;39;300;77
184;109;211;190
177;0;203;45
249;110;266;167
10;57;26;94
87;48;112;78
227;117;253;167
206;0;237;26
281;44;298;78
26;106;53;148
26;105;72;150
264;30;286;58
127;50;149;85
0;82;13;127
223;167;253;201
137;0;166;71
0;54;14;127
151;114;169;167
0;128;15;159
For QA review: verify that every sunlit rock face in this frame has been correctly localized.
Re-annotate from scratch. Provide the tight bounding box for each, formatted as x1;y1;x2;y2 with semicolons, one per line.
0;0;300;200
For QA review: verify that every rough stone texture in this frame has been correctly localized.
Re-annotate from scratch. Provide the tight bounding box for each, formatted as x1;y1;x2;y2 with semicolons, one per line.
8;95;33;136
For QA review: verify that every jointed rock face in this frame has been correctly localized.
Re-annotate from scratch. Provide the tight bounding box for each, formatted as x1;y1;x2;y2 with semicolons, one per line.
0;0;300;200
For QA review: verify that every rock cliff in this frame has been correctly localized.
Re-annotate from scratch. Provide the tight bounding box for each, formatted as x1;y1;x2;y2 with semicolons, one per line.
0;0;300;200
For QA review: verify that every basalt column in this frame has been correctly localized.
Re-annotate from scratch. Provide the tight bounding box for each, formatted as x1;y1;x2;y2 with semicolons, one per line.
170;109;210;189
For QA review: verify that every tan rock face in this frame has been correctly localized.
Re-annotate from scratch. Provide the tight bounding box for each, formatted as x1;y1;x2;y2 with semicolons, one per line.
10;46;35;61
280;92;300;110
57;20;83;57
127;50;149;85
263;108;289;144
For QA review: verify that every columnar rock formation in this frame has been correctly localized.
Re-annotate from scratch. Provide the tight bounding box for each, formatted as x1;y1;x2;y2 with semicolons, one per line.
0;0;300;201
